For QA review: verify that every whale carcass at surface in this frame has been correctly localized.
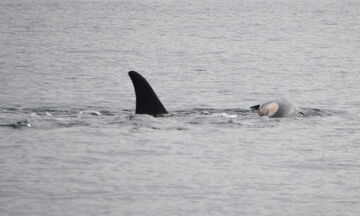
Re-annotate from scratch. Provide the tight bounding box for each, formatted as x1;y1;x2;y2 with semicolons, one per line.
250;100;297;118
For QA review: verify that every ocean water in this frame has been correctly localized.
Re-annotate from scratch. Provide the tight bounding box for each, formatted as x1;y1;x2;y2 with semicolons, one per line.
1;0;359;215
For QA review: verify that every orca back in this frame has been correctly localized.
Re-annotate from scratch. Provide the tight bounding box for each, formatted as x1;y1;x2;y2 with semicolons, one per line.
128;71;168;116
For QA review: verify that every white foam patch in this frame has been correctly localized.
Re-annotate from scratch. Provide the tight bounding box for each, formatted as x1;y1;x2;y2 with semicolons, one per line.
211;113;237;118
79;110;101;116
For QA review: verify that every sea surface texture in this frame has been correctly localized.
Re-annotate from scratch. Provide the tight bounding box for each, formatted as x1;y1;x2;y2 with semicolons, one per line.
1;0;359;215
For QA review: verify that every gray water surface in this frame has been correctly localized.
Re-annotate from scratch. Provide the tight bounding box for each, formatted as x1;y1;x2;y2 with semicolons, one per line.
1;0;360;215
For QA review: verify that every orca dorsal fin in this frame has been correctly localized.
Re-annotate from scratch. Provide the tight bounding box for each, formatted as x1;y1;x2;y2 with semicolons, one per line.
128;71;168;116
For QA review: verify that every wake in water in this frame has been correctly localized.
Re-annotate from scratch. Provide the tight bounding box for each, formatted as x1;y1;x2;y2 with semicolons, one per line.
0;71;337;129
0;106;335;130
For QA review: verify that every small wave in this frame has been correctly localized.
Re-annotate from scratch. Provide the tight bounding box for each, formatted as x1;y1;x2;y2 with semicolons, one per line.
79;110;102;116
0;120;31;129
0;145;23;149
173;108;249;117
56;121;90;128
299;108;335;117
0;106;118;117
210;113;237;118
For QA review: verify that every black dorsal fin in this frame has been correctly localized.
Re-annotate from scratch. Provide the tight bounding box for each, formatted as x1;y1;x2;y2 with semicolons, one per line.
128;71;168;116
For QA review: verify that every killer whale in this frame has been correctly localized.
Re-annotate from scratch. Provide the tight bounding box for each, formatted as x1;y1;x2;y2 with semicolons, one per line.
128;71;168;116
128;71;299;118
